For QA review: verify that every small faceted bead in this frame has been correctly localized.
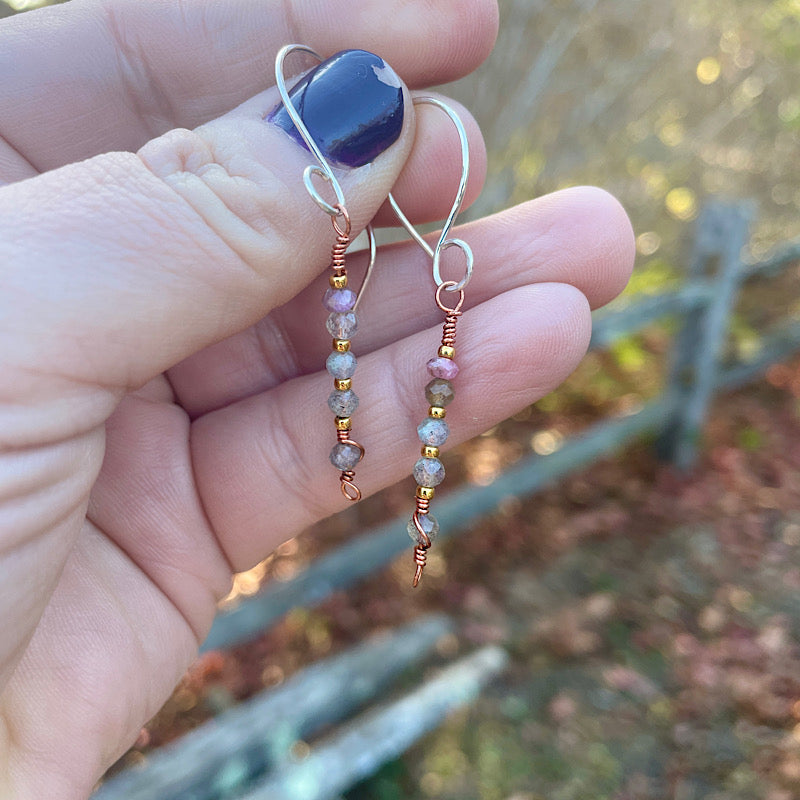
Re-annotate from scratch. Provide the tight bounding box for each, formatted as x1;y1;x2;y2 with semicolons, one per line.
328;389;359;416
326;311;358;338
323;287;357;312
417;417;450;446
413;456;446;487
427;356;459;380
406;512;440;545
326;350;357;379
330;442;362;470
425;378;455;407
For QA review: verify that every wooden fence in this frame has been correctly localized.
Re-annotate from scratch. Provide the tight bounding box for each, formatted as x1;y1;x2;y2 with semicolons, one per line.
94;201;800;799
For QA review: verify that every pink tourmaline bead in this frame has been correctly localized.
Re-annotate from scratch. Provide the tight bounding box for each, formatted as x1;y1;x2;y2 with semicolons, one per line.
323;287;357;312
427;356;459;380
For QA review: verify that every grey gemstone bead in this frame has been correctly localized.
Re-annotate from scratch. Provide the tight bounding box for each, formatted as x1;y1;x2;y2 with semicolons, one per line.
425;378;455;407
330;441;362;470
326;311;358;338
407;512;440;545
413;457;446;487
417;417;450;446
326;350;357;379
328;389;359;416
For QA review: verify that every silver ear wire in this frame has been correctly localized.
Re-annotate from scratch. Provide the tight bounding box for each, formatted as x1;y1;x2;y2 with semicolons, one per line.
274;44;377;308
387;96;473;293
274;44;346;216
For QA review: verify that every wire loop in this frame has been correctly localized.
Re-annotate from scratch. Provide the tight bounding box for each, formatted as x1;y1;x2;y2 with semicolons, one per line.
434;280;465;314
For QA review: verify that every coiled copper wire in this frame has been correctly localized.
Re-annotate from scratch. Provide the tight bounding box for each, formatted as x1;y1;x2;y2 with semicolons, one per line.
330;204;351;274
441;313;460;348
411;506;432;587
336;431;364;502
340;471;361;502
330;235;349;273
412;544;428;588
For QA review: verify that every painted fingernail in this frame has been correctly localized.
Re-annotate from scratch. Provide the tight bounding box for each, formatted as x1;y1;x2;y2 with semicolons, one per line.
268;49;404;169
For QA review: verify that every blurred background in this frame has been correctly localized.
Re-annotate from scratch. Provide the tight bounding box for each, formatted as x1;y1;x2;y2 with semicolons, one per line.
6;0;800;798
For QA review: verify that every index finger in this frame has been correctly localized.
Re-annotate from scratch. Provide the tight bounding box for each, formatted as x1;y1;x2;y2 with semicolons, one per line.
0;0;498;178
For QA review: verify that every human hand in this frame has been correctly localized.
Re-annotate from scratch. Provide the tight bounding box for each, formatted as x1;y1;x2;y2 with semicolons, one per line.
0;1;634;796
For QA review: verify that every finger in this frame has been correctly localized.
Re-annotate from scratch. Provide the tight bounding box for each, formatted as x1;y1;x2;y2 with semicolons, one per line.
0;55;417;447
190;282;592;570
0;0;498;174
372;96;487;226
169;186;634;417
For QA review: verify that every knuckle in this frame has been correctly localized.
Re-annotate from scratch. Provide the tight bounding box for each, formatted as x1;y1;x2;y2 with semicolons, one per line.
137;126;290;276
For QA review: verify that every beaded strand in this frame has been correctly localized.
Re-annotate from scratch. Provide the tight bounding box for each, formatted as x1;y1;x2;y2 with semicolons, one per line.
323;207;364;502
409;281;465;586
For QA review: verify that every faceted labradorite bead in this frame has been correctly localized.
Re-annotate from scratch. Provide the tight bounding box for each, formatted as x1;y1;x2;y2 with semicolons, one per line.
326;350;357;379
417;417;450;447
323;287;357;312
413;456;446;487
424;378;455;407
406;512;440;545
328;389;359;416
330;441;362;470
326;311;358;339
427;356;459;380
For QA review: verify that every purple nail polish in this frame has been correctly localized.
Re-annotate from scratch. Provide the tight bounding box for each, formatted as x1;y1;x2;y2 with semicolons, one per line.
268;49;404;169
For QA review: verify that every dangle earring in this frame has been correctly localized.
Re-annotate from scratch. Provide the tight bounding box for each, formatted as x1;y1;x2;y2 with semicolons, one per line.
273;45;377;502
388;98;474;587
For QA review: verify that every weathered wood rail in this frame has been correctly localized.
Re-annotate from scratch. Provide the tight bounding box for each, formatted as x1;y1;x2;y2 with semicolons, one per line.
94;202;800;798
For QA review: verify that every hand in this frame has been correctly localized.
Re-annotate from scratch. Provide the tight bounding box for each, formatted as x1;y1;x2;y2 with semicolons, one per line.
0;1;634;796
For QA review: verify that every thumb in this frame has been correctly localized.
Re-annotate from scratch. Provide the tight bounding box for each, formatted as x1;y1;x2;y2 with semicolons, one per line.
0;49;413;441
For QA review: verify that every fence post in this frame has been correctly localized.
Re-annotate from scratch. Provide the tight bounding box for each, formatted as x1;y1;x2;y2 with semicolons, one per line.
658;201;753;470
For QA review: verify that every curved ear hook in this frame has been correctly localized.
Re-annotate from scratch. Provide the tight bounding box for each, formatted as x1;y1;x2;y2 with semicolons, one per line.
274;44;377;307
274;44;346;216
387;96;473;293
352;224;377;311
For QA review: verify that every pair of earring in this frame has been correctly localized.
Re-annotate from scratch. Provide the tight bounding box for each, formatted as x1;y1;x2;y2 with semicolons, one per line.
275;45;474;587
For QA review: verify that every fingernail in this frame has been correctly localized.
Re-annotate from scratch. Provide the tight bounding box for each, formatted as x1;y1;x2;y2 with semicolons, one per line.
268;49;404;169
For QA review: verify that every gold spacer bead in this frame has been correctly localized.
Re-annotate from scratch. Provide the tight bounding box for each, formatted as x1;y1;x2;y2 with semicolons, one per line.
335;378;352;391
422;445;440;458
335;416;352;431
330;274;348;289
428;406;446;419
438;345;456;359
416;486;435;500
333;338;351;352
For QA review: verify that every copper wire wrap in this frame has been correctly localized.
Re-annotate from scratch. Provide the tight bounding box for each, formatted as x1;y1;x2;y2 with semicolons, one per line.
411;489;433;586
412;543;428;588
330;204;351;274
412;498;432;587
340;471;361;502
337;431;364;502
441;313;460;348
